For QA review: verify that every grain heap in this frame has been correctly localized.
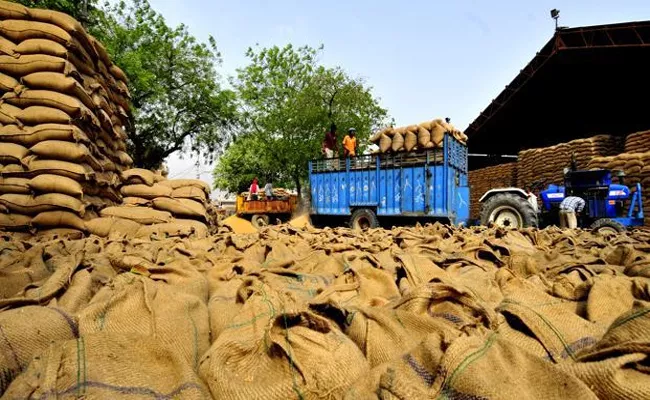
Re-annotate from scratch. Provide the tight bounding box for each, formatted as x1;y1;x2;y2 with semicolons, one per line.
1;224;650;399
370;118;468;153
468;162;517;219
93;168;211;238
517;135;620;188
0;1;132;233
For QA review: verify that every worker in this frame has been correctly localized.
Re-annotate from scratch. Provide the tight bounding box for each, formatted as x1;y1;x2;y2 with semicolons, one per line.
248;177;259;201
264;180;273;200
559;195;585;229
321;123;338;159
343;128;358;158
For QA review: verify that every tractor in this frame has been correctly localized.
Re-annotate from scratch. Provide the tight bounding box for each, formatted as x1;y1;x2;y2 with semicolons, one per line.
479;168;644;233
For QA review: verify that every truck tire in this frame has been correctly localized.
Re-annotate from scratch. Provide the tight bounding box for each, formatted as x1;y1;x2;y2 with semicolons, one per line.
251;214;270;229
480;193;538;228
590;218;625;235
350;209;378;230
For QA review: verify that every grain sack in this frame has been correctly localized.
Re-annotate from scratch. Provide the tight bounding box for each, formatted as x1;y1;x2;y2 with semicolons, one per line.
14;38;67;57
431;122;445;147
122;196;151;206
32;210;86;230
0;123;90;146
85;216;141;237
152;197;207;219
172;186;207;203
379;133;391;153
3;89;91;118
2;333;211;399
24;158;93;181
198;283;369;400
0;176;29;194
27;174;83;197
0;54;77;77
120;183;172;199
0;35;17;57
0;163;24;173
0;142;29;164
135;221;203;239
417;126;431;147
0;306;78;394
100;206;173;224
115;150;133;165
0;71;20;92
158;178;211;193
27;7;86;36
0;102;20;124
0;213;31;229
0;193;83;215
418;120;435;131
0;19;72;45
16;105;75;125
0;1;29;20
392;132;404;152
122;168;155;186
30;140;94;163
21;71;94;109
404;130;417;151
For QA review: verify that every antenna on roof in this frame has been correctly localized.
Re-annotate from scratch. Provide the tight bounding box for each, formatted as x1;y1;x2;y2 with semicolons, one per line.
550;9;560;31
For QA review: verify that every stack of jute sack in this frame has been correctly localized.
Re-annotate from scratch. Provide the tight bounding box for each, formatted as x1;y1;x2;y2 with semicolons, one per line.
468;163;517;219
92;168;211;238
370;118;468;154
0;1;132;233
624;129;650;153
1;223;650;399
517;134;620;188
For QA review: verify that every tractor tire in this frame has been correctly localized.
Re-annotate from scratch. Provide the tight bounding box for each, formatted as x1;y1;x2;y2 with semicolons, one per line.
251;214;270;229
479;193;538;228
590;218;625;235
349;208;379;230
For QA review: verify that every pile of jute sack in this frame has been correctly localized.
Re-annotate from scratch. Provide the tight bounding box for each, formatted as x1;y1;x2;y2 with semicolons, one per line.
0;223;649;399
0;1;132;232
95;168;211;238
371;118;468;153
468;162;517;219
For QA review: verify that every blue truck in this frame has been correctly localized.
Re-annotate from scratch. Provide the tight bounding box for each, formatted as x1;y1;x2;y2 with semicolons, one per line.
308;133;470;228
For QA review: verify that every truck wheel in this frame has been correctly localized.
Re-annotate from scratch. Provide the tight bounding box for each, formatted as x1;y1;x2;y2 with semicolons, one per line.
350;209;378;230
480;193;538;228
251;214;270;229
590;218;625;235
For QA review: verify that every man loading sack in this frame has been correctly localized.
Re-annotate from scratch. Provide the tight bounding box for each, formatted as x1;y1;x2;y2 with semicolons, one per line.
559;195;586;229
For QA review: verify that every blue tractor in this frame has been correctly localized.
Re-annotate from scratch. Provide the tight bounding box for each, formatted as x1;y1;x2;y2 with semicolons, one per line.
479;168;644;233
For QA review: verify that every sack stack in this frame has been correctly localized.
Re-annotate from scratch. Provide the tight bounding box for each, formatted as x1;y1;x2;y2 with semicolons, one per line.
92;168;211;238
370;118;468;154
468;163;517;219
517;135;620;188
624;129;650;153
0;1;132;234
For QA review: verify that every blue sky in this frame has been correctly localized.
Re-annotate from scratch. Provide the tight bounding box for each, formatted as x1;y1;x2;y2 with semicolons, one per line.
149;0;650;191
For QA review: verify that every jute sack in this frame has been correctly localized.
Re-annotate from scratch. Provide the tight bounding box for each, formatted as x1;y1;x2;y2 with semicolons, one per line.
2;333;212;400
0;102;20;124
0;213;31;230
27;7;86;37
134;219;209;239
0;19;72;45
28;174;83;197
122;168;156;186
159;178;210;194
431;122;445;147
85;216;141;238
14;38;67;57
0;142;29;164
418;120;435;131
417;125;430;147
21;72;94;110
0;176;30;194
152;197;207;219
0;54;77;77
100;206;173;224
345;332;597;400
0;1;30;20
3;89;92;118
24;158;94;181
392;132;404;152
558;307;650;400
115;150;133;166
30;140;95;163
404;130;417;151
0;306;78;394
79;273;210;368
122;196;151;206
0;35;17;57
121;183;172;199
198;281;369;400
172;186;207;203
0;71;20;92
32;210;86;231
379;133;391;153
15;106;76;126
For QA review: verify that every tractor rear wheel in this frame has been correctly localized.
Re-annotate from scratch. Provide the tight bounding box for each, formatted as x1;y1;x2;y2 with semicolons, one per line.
350;209;379;230
251;214;270;229
590;218;625;235
479;193;538;228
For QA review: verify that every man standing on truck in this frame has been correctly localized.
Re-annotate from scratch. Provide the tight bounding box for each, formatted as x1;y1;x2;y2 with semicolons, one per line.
559;195;586;229
322;124;338;159
343;128;358;157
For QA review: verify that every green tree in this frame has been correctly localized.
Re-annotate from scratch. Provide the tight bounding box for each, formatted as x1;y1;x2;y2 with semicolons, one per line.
216;44;388;195
11;0;99;26
90;0;237;169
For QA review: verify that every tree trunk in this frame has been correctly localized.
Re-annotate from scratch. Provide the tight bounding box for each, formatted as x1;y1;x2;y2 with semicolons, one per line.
295;177;302;199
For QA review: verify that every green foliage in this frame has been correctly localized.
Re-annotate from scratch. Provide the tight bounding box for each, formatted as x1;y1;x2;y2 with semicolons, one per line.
215;44;388;195
11;0;99;26
91;0;237;169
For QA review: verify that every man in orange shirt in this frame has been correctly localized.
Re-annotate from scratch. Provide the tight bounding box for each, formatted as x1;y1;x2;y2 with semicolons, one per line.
342;128;358;157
